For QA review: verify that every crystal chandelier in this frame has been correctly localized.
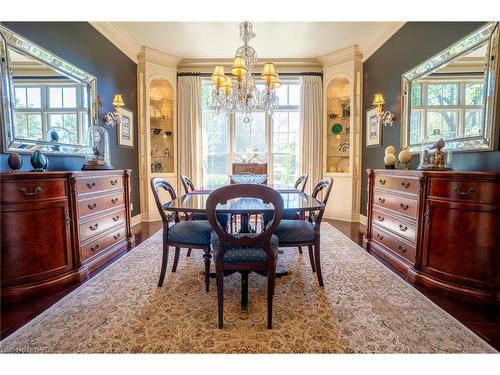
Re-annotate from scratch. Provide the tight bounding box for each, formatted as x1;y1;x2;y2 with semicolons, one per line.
211;22;280;123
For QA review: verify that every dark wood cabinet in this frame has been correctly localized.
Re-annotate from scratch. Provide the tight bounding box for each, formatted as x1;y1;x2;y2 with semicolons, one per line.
364;169;500;305
1;170;135;303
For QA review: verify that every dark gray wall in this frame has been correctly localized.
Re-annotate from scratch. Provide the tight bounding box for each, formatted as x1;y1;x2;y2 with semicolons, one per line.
361;22;500;215
0;22;140;216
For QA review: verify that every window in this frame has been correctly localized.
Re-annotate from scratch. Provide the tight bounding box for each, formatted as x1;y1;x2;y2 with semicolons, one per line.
201;79;301;189
409;79;484;142
13;81;88;144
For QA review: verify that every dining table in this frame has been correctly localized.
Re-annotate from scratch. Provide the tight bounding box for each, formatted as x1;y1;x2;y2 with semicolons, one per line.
163;187;323;268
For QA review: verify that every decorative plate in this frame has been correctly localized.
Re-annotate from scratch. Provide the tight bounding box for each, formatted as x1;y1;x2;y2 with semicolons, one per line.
331;123;343;134
339;142;350;155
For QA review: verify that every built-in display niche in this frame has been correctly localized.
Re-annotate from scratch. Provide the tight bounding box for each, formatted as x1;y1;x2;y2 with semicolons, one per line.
149;78;174;173
326;76;351;173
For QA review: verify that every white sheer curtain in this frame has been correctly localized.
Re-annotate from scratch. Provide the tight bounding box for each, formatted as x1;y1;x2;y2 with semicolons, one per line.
300;75;323;195
177;75;202;187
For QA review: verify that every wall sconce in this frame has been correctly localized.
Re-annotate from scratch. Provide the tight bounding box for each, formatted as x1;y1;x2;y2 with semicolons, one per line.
373;93;396;126
103;94;125;127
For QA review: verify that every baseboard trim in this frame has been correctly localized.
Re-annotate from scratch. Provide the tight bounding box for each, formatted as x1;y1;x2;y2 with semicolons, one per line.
359;214;367;226
131;214;142;227
324;212;358;223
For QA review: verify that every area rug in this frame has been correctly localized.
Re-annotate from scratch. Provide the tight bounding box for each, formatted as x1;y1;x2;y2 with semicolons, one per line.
0;223;495;353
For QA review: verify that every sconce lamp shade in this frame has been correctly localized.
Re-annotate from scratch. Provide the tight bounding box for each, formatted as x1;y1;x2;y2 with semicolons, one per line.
211;65;226;86
112;94;124;109
231;56;247;78
221;75;232;95
373;93;385;108
261;62;278;83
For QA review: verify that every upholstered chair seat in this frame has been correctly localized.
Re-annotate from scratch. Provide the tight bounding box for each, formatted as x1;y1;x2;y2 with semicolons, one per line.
211;232;279;264
270;219;316;244
168;221;213;246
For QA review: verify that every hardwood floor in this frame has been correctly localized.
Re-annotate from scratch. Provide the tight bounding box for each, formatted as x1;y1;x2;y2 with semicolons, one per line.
1;219;499;351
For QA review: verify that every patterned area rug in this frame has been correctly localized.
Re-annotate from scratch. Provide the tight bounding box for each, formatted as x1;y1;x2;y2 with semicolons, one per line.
0;223;495;353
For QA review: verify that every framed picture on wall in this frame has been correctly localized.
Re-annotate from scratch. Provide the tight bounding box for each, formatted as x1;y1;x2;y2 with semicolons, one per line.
117;107;134;148
366;106;382;147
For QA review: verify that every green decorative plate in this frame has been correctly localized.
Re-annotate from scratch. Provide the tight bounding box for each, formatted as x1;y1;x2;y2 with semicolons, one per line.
331;123;343;134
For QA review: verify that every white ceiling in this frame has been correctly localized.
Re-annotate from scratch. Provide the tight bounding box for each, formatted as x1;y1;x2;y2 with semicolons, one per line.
92;22;404;62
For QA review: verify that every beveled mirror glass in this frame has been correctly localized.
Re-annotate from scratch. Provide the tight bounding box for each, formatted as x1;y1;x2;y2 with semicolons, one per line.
401;22;499;153
0;24;97;155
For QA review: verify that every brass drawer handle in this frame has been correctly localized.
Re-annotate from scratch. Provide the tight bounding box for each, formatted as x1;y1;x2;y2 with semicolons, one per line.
87;182;96;189
399;224;408;232
376;233;384;240
379;179;386;185
378;197;386;204
111;198;119;204
401;182;410;189
88;203;97;210
113;233;121;240
400;203;409;210
377;216;385;222
454;187;475;196
89;223;99;231
90;244;99;252
20;186;42;196
398;245;407;253
112;216;120;222
110;179;118;186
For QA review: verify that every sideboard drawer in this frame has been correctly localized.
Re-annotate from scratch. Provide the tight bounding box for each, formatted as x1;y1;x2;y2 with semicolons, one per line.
372;225;416;264
1;178;67;204
374;174;418;195
76;175;124;196
372;208;416;243
78;191;125;218
429;178;500;204
374;191;418;219
80;225;126;262
79;208;125;241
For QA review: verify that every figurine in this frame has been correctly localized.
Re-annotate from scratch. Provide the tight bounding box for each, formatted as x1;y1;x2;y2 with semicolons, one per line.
431;138;446;169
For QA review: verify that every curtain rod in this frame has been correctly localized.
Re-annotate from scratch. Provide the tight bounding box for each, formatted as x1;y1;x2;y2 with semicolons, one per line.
177;72;322;77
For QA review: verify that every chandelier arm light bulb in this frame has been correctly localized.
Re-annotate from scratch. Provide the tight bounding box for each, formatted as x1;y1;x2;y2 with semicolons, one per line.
212;22;279;122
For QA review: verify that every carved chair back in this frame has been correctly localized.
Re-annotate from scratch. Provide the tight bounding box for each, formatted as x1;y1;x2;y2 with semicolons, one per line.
310;177;333;228
206;184;284;261
294;174;309;192
150;177;178;224
180;175;196;195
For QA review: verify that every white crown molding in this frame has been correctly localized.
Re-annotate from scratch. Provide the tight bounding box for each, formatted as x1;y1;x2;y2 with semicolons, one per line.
137;46;181;68
361;22;406;62
318;45;363;68
178;57;322;72
90;22;141;63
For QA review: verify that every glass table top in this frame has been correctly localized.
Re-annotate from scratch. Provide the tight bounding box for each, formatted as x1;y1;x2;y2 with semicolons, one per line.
163;190;324;214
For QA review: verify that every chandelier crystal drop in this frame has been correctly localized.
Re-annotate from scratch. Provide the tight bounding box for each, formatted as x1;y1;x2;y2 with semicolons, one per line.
211;22;280;122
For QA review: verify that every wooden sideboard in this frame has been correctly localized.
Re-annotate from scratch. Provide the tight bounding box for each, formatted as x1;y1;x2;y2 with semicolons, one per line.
1;170;135;303
364;169;500;305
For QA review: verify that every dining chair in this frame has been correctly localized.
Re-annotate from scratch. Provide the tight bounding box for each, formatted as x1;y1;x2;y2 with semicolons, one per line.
150;178;213;291
180;175;229;256
294;173;309;192
262;173;309;242
206;184;284;329
270;177;333;287
229;172;267;232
